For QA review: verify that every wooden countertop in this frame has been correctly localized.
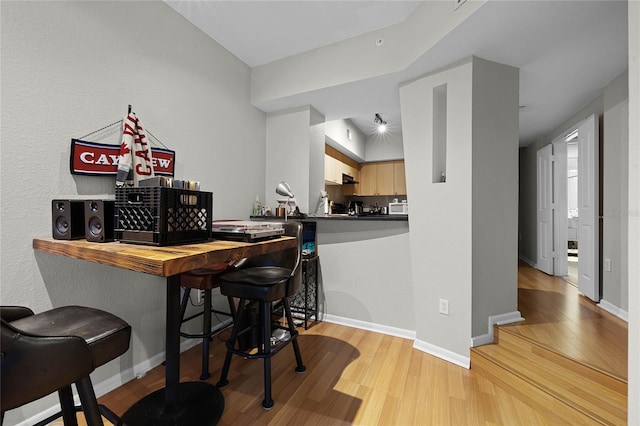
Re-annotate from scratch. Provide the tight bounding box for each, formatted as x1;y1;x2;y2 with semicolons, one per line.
33;237;296;277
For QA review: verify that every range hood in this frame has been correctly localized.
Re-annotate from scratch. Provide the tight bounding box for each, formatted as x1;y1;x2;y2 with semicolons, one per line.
342;173;359;184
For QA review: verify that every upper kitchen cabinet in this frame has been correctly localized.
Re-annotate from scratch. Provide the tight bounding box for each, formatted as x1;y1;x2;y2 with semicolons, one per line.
358;161;406;196
325;154;342;185
325;145;360;188
393;160;407;195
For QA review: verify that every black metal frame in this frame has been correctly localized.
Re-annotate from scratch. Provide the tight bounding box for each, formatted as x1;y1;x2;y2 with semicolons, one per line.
216;297;305;409
289;255;319;329
177;287;235;380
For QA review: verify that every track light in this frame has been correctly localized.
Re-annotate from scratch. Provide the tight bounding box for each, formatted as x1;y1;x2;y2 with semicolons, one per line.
374;113;387;133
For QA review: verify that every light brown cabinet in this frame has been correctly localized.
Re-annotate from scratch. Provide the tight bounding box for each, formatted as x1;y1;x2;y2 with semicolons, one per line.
358;163;376;195
392;161;406;195
324;145;406;196
357;161;406;196
324;154;342;185
325;145;361;190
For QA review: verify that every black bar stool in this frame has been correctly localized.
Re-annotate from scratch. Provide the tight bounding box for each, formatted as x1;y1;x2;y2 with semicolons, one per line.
179;262;236;380
1;305;131;426
215;221;306;410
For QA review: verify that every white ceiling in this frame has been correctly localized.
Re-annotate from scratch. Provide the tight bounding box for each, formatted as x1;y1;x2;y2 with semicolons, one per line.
165;0;628;147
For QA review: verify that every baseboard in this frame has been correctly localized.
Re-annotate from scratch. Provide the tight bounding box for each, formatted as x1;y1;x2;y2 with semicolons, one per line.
324;314;471;369
471;311;525;347
518;255;537;268
413;339;471;369
598;299;629;322
323;314;416;340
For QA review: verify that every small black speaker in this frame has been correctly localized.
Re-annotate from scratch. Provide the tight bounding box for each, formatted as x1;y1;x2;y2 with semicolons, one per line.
52;200;85;240
84;200;115;243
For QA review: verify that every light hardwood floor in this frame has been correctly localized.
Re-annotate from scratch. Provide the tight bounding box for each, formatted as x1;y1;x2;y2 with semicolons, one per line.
511;261;627;381
52;262;627;425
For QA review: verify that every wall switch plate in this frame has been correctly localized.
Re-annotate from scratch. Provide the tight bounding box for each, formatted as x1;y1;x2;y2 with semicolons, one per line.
604;258;612;272
439;298;450;316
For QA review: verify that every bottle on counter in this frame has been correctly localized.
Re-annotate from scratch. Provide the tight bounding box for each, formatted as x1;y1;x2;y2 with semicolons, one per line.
253;196;263;216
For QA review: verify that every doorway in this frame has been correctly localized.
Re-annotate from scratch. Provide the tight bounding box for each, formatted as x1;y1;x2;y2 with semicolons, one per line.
565;136;579;286
536;114;599;301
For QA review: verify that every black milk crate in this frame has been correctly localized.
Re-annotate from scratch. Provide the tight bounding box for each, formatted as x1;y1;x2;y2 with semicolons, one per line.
115;187;212;246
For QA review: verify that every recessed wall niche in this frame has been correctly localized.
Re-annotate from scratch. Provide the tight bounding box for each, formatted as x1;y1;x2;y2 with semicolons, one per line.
432;83;447;183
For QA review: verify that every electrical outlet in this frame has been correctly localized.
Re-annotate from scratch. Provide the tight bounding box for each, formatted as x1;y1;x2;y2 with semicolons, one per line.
439;298;449;316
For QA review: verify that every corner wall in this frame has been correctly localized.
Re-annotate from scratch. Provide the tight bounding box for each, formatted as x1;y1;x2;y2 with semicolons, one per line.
400;57;519;364
471;58;520;337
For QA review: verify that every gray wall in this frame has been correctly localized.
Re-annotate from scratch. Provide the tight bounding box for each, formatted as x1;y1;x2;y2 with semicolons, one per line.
471;58;520;337
1;2;266;424
627;2;639;421
602;71;629;311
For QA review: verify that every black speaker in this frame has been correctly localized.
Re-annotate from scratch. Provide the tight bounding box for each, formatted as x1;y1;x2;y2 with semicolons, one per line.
52;200;85;240
84;200;115;242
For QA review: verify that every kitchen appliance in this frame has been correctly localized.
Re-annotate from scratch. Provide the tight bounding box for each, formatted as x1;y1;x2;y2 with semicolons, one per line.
342;173;359;184
330;203;346;214
348;201;363;215
388;202;409;215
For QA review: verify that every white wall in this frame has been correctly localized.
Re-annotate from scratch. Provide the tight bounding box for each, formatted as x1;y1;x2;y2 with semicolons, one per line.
400;57;519;365
265;106;325;214
401;58;475;363
325;119;366;162
1;2;266;424
627;1;639;422
602;71;629;311
309;108;327;216
317;220;414;332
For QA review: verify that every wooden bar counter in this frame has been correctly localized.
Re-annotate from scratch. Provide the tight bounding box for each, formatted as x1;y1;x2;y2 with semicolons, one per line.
33;236;296;277
33;236;296;426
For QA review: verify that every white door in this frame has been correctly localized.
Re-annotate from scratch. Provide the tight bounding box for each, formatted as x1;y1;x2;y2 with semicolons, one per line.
577;114;599;301
553;136;568;277
537;144;554;275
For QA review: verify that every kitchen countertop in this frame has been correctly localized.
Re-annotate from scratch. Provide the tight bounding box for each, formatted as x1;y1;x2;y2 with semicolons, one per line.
250;214;408;221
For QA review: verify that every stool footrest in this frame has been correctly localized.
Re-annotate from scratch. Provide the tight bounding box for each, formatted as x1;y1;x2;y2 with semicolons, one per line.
225;329;300;360
179;319;233;339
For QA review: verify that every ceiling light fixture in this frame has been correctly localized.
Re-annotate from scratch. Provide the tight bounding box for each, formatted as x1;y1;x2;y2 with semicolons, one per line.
374;113;387;134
